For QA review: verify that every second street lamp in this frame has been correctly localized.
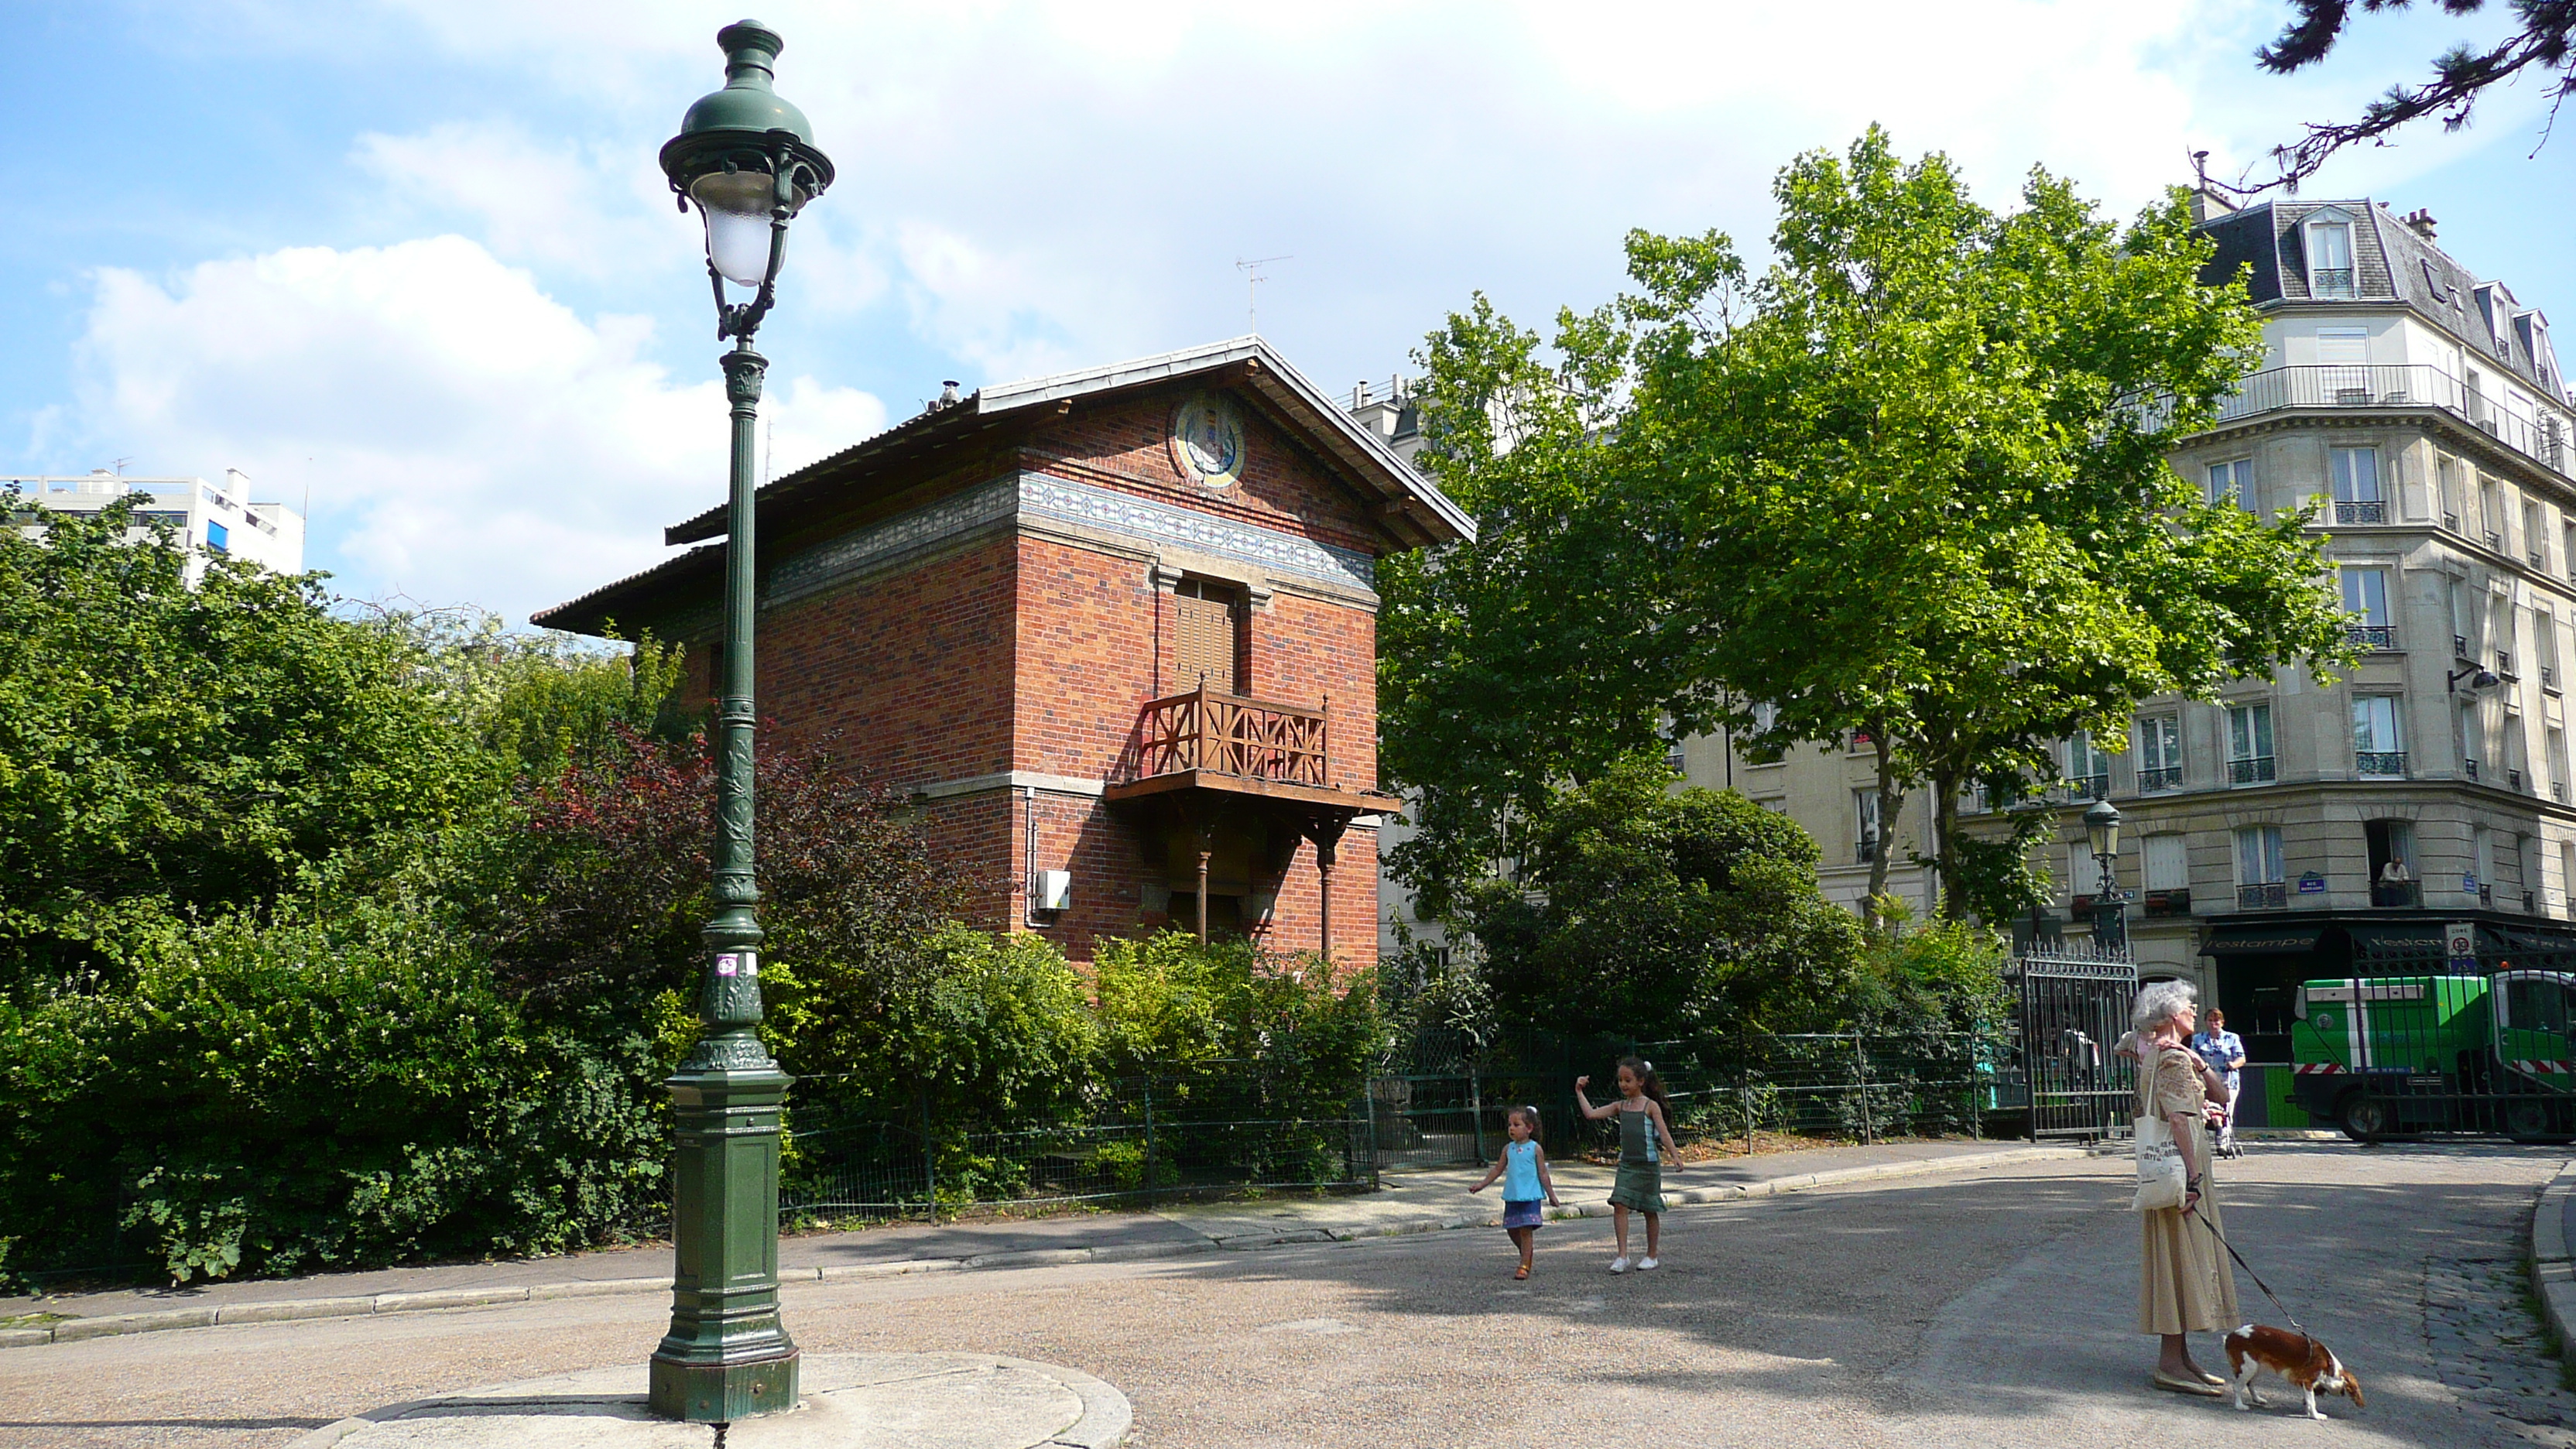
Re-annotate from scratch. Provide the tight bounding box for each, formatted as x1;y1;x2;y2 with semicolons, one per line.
2084;796;2126;953
646;19;833;1425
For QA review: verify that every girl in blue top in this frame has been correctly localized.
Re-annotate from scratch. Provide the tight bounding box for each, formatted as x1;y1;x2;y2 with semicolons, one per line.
1469;1105;1562;1279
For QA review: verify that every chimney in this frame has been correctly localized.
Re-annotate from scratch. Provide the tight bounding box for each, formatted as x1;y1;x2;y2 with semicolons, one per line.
2403;208;2438;241
225;467;252;495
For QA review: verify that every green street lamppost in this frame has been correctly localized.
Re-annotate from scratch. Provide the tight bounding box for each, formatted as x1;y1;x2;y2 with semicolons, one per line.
2084;797;2127;954
647;19;834;1424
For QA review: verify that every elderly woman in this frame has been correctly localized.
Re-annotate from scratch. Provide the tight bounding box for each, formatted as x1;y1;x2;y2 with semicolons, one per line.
2125;979;2240;1396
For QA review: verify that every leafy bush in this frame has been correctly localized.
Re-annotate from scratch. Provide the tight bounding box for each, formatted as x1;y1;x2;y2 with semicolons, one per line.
1095;930;1388;1120
812;923;1102;1129
0;875;663;1286
1464;759;1867;1040
0;490;497;989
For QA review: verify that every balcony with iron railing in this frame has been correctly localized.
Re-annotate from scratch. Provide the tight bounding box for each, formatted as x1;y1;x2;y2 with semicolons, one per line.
2511;767;2529;793
2237;882;2288;909
2372;880;2422;908
2228;755;2276;786
2355;750;2408;778
2208;364;2571;476
2136;765;2183;793
2066;773;2109;803
2332;498;2386;524
2141;888;2192;917
2345;623;2397;651
2311;268;2355;297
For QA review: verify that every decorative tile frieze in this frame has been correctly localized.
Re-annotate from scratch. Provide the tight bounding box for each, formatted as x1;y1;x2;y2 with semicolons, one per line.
768;472;1377;605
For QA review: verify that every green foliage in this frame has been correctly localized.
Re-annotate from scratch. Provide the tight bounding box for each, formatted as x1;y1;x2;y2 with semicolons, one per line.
1382;130;2354;924
0;872;663;1286
1460;759;1866;1040
820;923;1101;1129
0;489;498;988
1094;930;1389;1121
2256;0;2576;187
364;604;691;783
1850;909;2014;1047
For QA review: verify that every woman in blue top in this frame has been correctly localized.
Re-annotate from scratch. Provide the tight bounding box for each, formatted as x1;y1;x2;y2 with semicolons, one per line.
1469;1105;1562;1279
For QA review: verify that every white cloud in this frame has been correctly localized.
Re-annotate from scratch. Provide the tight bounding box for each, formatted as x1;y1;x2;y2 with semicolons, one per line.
351;121;673;276
49;235;883;620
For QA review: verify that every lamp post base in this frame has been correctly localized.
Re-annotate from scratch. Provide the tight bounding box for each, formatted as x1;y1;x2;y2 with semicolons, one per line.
648;1346;800;1423
649;1046;798;1423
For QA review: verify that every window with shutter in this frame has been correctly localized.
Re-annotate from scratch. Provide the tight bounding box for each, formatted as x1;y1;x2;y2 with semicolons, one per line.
1173;579;1241;693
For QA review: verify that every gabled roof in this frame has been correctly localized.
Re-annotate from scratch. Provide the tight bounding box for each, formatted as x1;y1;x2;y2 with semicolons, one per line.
662;334;1473;547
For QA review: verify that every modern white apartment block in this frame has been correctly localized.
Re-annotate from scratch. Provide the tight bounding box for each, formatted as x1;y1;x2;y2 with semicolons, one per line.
1704;194;2576;1062
6;468;306;583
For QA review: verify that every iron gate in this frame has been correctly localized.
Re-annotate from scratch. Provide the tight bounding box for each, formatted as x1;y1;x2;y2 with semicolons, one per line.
2016;946;2139;1142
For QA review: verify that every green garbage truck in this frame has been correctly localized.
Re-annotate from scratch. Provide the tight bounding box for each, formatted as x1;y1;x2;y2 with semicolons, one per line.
2288;969;2575;1141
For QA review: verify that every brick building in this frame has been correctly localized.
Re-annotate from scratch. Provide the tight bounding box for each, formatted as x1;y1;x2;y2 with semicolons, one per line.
535;337;1471;971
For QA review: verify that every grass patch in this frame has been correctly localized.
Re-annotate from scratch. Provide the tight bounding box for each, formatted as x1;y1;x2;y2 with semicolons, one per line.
0;1313;67;1329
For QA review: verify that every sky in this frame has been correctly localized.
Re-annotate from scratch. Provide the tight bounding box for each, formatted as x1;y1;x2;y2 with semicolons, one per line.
4;0;2570;624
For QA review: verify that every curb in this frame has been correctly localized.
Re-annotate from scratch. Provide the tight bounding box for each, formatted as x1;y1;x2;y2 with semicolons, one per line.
2;1145;2081;1351
2533;1160;2576;1372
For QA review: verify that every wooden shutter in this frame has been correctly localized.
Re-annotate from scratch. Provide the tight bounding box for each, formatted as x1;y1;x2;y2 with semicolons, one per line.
1175;589;1238;693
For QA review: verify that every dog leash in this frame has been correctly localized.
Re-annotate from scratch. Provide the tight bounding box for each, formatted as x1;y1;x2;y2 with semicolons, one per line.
2188;1204;2311;1346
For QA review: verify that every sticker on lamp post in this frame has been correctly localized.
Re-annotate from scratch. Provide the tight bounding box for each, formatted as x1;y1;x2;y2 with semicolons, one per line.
714;952;759;978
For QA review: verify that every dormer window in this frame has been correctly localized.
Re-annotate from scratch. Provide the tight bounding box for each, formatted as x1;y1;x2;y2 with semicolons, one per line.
2306;214;2355;298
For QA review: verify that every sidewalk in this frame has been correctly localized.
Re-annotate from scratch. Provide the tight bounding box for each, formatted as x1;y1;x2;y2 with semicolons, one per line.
0;1137;2084;1349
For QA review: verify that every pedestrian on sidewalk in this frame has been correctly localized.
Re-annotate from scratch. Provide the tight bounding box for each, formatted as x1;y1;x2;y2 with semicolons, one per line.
2123;980;2241;1399
2190;1009;2246;1158
1469;1105;1564;1279
1574;1057;1683;1274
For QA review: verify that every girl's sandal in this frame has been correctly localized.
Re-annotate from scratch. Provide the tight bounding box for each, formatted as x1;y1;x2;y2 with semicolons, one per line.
1513;1266;1530;1280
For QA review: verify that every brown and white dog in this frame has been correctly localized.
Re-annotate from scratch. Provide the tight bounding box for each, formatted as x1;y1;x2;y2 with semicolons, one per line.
2223;1324;2365;1420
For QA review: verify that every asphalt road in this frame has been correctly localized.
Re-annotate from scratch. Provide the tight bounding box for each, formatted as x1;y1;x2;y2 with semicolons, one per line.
4;1143;2566;1449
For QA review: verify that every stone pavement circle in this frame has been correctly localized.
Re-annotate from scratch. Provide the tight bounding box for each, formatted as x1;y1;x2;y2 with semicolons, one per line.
289;1351;1129;1449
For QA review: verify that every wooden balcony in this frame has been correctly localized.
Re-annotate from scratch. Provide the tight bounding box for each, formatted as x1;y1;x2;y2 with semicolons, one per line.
1105;685;1389;814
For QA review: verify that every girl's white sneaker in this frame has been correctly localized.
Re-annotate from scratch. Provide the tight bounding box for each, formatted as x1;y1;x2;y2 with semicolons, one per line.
1637;1256;1660;1271
1608;1255;1632;1274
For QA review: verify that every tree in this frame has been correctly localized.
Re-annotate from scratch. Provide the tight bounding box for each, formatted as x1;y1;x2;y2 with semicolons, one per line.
1382;131;2354;929
1460;760;1865;1041
1633;135;2353;920
0;490;496;986
2256;0;2576;187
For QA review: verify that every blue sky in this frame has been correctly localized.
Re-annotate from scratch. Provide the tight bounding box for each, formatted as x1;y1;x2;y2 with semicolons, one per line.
4;1;2569;622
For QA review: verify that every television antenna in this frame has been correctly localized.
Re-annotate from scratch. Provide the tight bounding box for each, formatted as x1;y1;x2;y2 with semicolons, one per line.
1236;255;1290;334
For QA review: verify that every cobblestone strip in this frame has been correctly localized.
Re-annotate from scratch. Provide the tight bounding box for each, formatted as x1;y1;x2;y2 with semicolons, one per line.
2425;1255;2576;1447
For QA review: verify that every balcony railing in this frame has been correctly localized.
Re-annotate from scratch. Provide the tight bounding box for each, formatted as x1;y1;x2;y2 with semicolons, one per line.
2208;364;2569;474
1856;836;1879;864
2372;880;2422;908
2345;623;2397;651
2142;888;2193;918
2311;267;2355;297
2547;665;2561;692
2238;882;2288;909
2136;765;2183;793
1129;685;1328;787
2228;755;2276;786
2497;651;2516;680
2511;768;2529;793
2557;780;2571;804
2489;530;2506;550
2332;498;2386;524
2465;758;2482;780
2067;773;2109;803
2456;633;2473;659
2444;512;2461;531
2355;750;2408;778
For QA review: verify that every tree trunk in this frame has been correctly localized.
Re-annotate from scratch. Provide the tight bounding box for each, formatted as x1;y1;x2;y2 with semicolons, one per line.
1930;768;1961;920
1867;726;1901;933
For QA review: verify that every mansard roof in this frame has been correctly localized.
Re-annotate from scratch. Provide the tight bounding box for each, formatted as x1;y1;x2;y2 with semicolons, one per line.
2197;197;2566;402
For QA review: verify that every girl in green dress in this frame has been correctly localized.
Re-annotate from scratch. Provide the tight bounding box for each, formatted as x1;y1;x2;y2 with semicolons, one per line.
1574;1057;1683;1273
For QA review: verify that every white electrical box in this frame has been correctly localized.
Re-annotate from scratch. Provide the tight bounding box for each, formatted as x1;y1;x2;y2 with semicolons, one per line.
1035;870;1073;912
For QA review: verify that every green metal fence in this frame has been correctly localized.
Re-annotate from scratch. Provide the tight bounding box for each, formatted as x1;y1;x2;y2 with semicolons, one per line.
1364;1028;1999;1169
779;1071;1375;1222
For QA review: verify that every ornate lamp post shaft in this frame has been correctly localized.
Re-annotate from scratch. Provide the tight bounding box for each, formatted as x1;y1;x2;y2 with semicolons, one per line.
648;21;831;1424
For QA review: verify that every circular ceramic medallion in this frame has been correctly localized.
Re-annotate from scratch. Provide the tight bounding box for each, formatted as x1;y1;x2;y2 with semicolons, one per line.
1170;393;1245;490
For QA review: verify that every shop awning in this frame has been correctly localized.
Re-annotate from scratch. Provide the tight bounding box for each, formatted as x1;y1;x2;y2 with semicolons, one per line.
2200;926;2324;957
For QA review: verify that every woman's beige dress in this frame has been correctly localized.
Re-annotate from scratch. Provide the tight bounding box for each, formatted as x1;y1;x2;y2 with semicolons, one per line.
2138;1043;2241;1334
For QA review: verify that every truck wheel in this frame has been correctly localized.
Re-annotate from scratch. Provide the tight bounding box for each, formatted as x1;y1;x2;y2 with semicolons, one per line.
2504;1100;2567;1142
2337;1092;2387;1141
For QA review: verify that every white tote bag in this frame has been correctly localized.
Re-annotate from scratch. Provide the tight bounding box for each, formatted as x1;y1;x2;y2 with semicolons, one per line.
2132;1109;2188;1212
